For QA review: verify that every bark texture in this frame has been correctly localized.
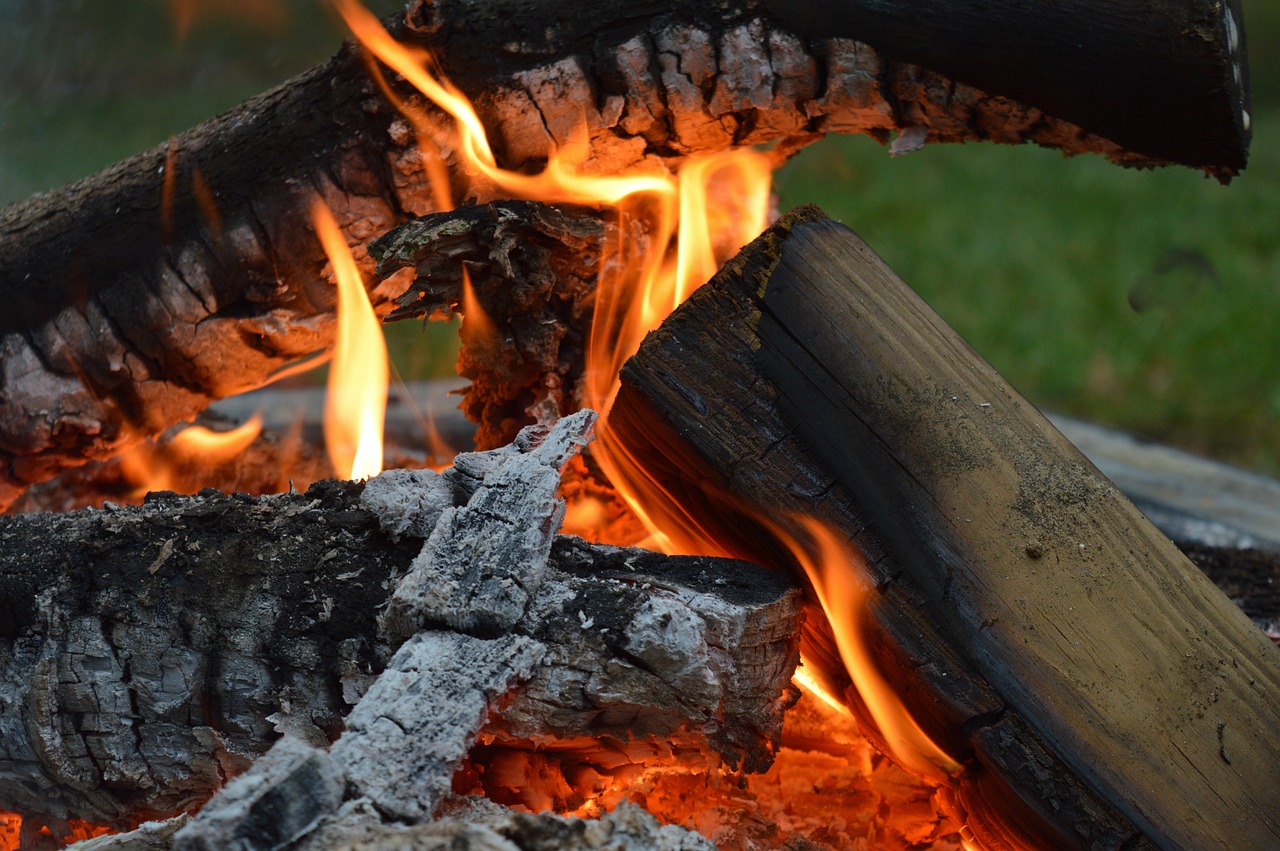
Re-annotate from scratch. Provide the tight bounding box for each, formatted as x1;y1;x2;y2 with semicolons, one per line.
611;207;1280;850
372;202;608;447
0;416;800;835
0;0;1250;507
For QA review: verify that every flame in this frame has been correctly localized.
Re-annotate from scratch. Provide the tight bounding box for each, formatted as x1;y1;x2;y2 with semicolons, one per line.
331;5;1000;845
169;415;263;459
117;415;264;497
335;0;768;423
312;200;388;480
785;516;961;783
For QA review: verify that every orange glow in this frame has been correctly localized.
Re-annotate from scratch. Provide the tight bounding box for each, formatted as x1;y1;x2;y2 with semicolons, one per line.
0;812;17;851
561;496;607;538
191;166;223;240
169;0;289;41
118;415;265;497
312;200;389;480
786;516;960;783
335;0;769;425
169;415;264;459
793;660;853;718
459;269;500;350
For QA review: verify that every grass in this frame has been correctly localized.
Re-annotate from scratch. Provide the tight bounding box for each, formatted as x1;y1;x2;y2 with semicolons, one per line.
775;111;1280;473
2;0;1277;473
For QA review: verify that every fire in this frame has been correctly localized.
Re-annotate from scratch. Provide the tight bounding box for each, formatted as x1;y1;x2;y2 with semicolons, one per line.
118;415;265;497
312;199;389;480
0;812;113;850
785;517;961;784
334;0;769;425
329;5;986;845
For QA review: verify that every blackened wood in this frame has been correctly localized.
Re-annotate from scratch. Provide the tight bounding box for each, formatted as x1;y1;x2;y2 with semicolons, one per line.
407;0;1249;175
0;480;419;831
0;0;1248;508
0;425;799;835
611;207;1280;850
372;202;607;447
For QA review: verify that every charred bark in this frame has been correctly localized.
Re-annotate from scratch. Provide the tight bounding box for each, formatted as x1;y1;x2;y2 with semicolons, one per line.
0;0;1250;507
372;201;608;448
410;0;1250;174
611;207;1280;849
0;415;800;835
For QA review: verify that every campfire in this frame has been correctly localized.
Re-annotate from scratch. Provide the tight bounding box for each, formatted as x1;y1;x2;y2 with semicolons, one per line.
1;1;1275;849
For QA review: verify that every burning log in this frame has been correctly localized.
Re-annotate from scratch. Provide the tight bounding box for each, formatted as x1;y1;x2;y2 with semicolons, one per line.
0;414;801;839
609;207;1280;849
0;0;1251;507
371;200;609;447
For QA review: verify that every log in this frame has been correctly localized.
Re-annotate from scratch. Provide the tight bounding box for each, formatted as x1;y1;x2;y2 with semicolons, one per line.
610;207;1280;849
0;415;801;836
0;0;1250;507
371;201;609;447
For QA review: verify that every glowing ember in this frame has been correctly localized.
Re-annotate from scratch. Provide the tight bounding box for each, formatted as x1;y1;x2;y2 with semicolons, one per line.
326;5;990;845
0;812;114;850
312;199;389;480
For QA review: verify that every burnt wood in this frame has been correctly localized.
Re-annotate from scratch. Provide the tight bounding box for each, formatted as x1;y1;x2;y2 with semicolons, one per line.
610;207;1280;849
0;0;1249;508
415;0;1250;174
0;418;799;836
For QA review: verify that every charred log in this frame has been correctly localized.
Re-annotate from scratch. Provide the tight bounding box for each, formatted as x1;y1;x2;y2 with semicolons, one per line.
0;0;1251;506
611;207;1280;849
0;414;800;835
372;201;609;447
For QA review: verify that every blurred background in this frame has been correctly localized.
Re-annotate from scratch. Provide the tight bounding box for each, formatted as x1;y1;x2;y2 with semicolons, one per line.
1;0;1276;473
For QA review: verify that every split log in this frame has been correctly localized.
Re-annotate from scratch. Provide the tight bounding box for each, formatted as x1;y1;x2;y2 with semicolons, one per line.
0;415;800;836
610;207;1280;849
0;0;1251;507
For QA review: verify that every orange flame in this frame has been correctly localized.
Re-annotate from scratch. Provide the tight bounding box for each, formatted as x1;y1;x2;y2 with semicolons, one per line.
335;0;769;424
169;415;263;459
118;415;264;497
785;516;961;784
312;200;388;480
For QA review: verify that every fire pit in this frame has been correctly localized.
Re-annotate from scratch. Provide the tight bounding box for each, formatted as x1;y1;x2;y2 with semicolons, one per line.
1;1;1273;849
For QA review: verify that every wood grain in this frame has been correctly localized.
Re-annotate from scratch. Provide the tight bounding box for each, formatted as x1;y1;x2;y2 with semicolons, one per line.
613;207;1280;849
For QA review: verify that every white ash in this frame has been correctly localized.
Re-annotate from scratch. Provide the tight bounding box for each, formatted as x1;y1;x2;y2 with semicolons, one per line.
359;467;452;541
383;410;596;637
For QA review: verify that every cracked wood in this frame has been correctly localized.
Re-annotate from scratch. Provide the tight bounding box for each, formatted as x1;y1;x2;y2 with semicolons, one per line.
611;206;1280;850
0;0;1251;507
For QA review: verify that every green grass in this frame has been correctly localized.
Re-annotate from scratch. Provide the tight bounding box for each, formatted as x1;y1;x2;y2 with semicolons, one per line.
2;0;1277;474
775;112;1280;473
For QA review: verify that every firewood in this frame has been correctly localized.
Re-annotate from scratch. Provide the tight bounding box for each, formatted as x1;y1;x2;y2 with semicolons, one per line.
371;201;609;447
0;0;1249;507
0;415;800;836
611;207;1280;849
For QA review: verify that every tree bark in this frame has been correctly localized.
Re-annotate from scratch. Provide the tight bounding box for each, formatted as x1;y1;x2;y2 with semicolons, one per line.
610;207;1280;850
0;0;1250;508
412;0;1250;175
0;416;799;835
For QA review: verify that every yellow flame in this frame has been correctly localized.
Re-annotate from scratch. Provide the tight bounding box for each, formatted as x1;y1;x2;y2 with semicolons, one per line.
792;661;853;717
312;199;388;480
335;0;768;423
118;416;265;497
786;516;960;783
169;414;263;459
